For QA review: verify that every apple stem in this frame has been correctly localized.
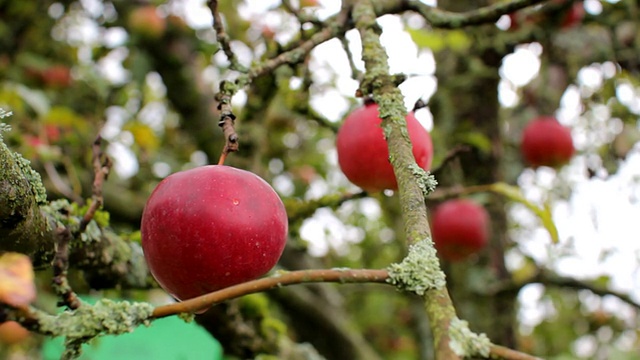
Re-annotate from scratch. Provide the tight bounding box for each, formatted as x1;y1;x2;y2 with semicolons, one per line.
217;114;238;165
215;80;239;165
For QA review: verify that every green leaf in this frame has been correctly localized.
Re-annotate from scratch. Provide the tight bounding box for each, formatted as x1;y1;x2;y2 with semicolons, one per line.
489;182;559;243
445;30;471;51
406;28;445;52
458;132;492;154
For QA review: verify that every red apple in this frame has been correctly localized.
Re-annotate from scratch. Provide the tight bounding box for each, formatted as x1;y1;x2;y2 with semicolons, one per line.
431;199;490;261
128;6;166;39
336;102;433;192
521;116;575;168
141;165;288;301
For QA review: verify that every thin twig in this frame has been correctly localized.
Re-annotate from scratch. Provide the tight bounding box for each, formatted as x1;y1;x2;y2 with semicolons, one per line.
52;135;111;310
430;144;472;179
152;268;390;318
281;0;321;26
287;191;367;223
78;135;112;233
490;345;544;360
244;4;351;83
208;0;248;72
215;81;239;165
43;162;83;204
491;271;640;311
340;35;361;80
51;226;81;310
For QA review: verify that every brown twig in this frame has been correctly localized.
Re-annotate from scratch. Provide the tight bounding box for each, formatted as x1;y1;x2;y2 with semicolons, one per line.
151;268;390;318
340;34;361;80
245;3;351;82
286;191;367;223
490;271;640;311
51;225;81;310
490;345;543;360
216;81;239;165
78;135;112;233
430;144;472;179
281;0;321;26
52;135;111;310
208;0;248;72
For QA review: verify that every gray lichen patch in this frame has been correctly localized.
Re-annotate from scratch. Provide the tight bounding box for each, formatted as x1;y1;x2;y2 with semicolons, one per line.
448;317;491;358
12;151;47;204
386;238;446;295
409;164;437;198
38;299;154;340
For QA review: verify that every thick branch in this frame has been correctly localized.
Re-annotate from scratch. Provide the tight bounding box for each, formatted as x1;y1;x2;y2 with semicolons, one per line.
0;139;54;256
0;138;149;289
408;0;545;28
351;1;462;358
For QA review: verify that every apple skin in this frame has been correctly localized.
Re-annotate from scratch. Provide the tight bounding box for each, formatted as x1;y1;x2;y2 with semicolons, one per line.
431;199;490;261
521;116;575;168
141;165;288;301
336;103;433;192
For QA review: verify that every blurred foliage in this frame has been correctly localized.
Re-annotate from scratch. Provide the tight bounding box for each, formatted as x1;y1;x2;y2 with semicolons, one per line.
0;0;639;359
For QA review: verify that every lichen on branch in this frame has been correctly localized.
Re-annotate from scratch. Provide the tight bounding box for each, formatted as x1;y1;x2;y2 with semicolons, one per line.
386;238;446;295
0;122;149;289
448;317;491;358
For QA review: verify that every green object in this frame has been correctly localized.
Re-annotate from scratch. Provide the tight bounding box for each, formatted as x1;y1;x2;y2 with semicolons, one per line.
42;298;223;360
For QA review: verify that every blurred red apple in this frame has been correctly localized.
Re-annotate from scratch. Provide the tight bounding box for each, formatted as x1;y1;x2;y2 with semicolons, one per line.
336;102;433;192
41;65;72;88
559;1;585;29
128;6;166;39
521;116;575;168
141;165;288;301
431;199;490;261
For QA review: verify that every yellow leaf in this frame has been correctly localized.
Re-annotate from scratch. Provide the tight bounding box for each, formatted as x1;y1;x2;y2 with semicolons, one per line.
0;253;36;308
489;182;559;243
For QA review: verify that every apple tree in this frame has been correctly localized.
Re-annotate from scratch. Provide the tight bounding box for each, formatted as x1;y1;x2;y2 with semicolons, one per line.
0;0;639;359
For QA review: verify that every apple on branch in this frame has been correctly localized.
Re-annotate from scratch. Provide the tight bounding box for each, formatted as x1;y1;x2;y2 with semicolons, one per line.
336;100;434;192
430;199;490;262
140;165;288;301
520;116;575;169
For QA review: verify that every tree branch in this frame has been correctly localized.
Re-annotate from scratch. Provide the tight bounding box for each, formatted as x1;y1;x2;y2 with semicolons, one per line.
152;268;390;318
491;271;640;311
350;1;464;359
208;0;248;72
0;132;149;289
489;345;543;360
